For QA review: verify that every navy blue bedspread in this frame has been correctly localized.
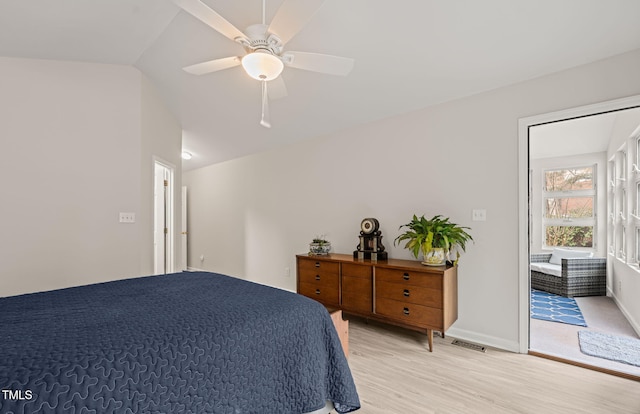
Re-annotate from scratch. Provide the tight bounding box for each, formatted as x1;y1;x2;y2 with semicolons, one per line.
0;272;360;413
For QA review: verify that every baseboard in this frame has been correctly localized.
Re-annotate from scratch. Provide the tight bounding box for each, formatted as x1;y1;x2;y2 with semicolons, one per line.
445;326;520;353
186;266;207;272
611;291;640;337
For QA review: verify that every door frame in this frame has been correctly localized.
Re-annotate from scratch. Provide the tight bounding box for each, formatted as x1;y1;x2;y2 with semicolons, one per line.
153;157;175;275
517;94;640;353
181;185;188;271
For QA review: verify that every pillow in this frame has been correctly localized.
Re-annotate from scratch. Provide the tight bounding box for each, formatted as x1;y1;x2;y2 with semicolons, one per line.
530;263;562;277
549;248;593;265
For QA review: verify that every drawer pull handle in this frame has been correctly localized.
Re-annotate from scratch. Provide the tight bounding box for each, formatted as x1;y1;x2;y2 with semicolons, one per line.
403;273;410;280
315;275;320;280
403;307;410;315
315;289;321;295
403;289;410;297
315;262;321;268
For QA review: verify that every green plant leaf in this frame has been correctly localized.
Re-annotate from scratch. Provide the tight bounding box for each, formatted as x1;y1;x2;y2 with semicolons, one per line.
394;213;474;262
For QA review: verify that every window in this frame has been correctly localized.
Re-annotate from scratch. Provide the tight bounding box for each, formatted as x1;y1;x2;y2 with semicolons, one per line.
543;166;596;249
545;197;594;219
612;147;630;262
635;181;640;218
633;137;640;262
618;150;627;182
636;227;640;263
619;226;626;260
608;157;615;256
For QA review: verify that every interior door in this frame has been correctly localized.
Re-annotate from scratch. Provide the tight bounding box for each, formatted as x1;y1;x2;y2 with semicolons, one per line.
154;160;174;275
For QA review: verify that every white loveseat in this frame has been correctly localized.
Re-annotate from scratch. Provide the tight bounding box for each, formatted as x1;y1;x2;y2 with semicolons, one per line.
530;248;606;297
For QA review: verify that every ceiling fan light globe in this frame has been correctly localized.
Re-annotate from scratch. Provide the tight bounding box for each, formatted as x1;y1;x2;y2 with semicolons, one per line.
242;51;284;81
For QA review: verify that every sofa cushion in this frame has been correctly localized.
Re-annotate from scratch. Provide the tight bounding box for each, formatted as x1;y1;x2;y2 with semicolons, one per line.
530;262;562;277
548;248;593;265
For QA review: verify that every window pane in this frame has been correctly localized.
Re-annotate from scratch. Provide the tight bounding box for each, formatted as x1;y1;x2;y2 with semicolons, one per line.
545;167;593;191
619;151;626;180
637;182;640;215
636;227;640;262
545;226;593;248
545;197;593;219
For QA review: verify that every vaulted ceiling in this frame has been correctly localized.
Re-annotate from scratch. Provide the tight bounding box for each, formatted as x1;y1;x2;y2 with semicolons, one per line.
2;0;640;170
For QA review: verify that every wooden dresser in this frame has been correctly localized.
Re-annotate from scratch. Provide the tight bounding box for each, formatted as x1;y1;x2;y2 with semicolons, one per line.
296;253;458;351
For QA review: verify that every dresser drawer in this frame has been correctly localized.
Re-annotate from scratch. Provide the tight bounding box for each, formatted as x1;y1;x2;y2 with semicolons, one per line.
299;281;339;306
375;280;442;308
375;267;441;289
298;269;340;286
298;257;339;275
375;297;442;328
342;275;372;313
342;263;371;279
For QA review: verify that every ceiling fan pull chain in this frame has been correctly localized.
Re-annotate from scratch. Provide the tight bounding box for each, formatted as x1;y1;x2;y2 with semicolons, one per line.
260;81;271;128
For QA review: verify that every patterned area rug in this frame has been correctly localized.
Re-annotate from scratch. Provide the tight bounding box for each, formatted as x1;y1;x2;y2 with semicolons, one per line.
530;289;587;327
578;331;640;367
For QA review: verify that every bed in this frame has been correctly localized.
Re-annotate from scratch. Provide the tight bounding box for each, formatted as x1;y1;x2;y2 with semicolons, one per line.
0;271;360;413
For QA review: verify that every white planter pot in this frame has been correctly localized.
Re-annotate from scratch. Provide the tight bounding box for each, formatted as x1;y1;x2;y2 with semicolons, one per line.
309;242;331;255
422;247;445;266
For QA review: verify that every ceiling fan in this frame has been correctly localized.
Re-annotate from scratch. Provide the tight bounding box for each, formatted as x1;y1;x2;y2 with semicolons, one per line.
173;0;355;128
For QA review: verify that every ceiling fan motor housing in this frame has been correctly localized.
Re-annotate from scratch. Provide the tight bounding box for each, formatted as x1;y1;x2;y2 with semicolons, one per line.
238;24;283;56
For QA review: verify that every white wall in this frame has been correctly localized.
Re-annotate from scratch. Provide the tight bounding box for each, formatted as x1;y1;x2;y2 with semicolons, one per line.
141;75;183;275
0;57;181;296
530;152;607;257
183;48;640;351
605;108;640;334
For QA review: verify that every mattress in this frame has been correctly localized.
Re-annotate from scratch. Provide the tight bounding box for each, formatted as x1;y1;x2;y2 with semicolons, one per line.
0;271;360;413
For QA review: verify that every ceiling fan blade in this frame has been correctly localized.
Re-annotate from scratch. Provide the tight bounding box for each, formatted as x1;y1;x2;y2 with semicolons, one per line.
283;51;354;76
268;76;288;100
173;0;246;42
268;0;325;44
183;56;241;75
260;81;271;128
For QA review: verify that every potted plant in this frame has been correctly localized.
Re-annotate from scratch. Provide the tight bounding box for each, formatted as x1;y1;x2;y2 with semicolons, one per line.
394;215;473;265
309;235;331;255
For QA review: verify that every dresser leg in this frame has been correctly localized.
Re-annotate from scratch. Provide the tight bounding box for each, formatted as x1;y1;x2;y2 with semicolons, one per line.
427;329;434;352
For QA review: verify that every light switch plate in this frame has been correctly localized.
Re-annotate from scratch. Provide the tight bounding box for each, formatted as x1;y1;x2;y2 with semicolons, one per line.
472;209;486;221
119;212;136;223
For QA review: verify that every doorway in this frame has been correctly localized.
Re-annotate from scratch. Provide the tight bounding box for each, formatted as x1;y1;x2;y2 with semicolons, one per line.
154;159;174;275
181;185;188;271
518;95;640;379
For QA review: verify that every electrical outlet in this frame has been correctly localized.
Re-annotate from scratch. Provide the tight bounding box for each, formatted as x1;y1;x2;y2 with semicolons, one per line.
618;280;622;292
284;267;290;278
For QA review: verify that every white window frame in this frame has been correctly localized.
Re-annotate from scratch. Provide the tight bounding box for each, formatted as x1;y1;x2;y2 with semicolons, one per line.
542;165;597;250
614;148;627;262
632;134;640;264
608;157;616;256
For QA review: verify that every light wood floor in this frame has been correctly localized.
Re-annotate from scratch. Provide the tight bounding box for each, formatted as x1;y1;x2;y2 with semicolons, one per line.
344;317;640;414
530;294;640;378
